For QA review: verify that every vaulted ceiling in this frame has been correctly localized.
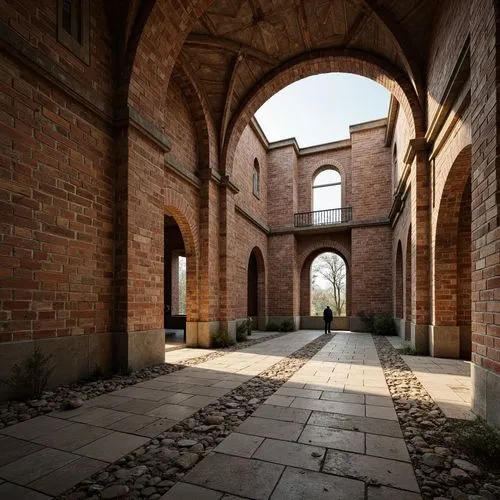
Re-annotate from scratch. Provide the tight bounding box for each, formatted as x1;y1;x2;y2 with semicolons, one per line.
174;0;437;144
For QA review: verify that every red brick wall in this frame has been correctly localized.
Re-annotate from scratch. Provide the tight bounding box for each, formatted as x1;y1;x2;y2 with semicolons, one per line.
351;226;393;315
164;81;198;173
351;126;392;221
0;52;114;342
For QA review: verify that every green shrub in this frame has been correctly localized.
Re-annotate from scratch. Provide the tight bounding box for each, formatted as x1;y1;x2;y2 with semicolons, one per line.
397;343;417;355
447;418;500;469
373;314;397;336
358;311;376;333
2;346;54;399
265;321;281;331
211;329;235;347
236;322;248;342
279;320;295;332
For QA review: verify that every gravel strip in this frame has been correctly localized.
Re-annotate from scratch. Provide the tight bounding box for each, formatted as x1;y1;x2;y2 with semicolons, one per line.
373;335;500;500
0;331;289;430
58;333;332;500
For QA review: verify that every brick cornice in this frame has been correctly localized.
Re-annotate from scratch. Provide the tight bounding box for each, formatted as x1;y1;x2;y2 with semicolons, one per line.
235;204;269;234
164;153;200;188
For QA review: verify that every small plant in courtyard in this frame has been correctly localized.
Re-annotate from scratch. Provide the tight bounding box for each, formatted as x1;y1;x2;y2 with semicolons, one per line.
117;365;134;377
373;314;397;336
265;321;281;331
2;346;54;399
88;364;112;381
211;329;235;348
279;320;295;332
358;311;376;332
446;418;500;470
236;318;253;342
397;343;418;355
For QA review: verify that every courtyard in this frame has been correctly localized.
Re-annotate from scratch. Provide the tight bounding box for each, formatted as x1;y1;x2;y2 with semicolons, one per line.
1;330;497;500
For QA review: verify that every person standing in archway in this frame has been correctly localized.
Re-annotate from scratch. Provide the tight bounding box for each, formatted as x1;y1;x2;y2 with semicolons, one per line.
323;305;333;334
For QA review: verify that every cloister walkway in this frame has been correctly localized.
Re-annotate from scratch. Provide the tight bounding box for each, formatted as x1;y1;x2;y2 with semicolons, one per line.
0;331;475;499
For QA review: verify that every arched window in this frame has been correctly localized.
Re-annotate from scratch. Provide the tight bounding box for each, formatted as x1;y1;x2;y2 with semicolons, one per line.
313;169;341;212
392;143;398;191
253;159;260;198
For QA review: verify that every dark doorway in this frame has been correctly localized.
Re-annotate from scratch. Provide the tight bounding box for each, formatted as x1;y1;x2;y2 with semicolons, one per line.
164;215;186;344
247;251;258;317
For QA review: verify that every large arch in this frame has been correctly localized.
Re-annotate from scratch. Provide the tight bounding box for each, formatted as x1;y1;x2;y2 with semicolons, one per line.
299;245;351;319
222;49;424;175
247;246;266;328
432;146;471;358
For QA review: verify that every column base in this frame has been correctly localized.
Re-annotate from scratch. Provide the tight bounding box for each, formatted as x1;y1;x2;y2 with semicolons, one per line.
411;323;429;355
472;363;500;431
114;329;165;371
429;325;460;358
186;321;222;347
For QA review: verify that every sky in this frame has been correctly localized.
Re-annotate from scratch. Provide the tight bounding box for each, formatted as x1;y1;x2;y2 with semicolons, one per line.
254;73;390;214
254;73;390;148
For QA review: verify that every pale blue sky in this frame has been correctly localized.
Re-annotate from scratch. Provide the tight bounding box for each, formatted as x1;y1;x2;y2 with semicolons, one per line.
254;73;390;148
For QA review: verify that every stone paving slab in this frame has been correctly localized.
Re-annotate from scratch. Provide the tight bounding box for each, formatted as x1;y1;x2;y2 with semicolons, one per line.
160;482;223;499
0;482;52;500
270;467;365;500
214;432;264;458
236;416;304;441
0;436;44;466
323;449;420;492
367;485;422;500
252;404;311;423
299;424;365;453
184;453;284;500
365;434;410;462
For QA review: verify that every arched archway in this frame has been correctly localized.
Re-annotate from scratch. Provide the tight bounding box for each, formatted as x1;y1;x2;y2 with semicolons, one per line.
247;247;266;329
395;240;404;319
432;146;471;359
404;224;412;340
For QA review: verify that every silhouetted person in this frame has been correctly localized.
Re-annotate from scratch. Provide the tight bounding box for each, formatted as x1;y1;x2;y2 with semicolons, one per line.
323;305;333;334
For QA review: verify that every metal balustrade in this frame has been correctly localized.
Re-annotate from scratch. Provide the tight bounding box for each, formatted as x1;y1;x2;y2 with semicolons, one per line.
294;207;352;227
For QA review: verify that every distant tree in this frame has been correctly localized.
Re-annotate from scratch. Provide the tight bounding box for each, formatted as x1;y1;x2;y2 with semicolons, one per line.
178;256;186;315
311;253;346;316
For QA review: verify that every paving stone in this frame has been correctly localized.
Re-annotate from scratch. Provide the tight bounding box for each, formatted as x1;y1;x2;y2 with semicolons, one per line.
75;431;149;462
275;387;322;399
182;395;218;408
112;398;166;415
215;433;264;458
308;411;403;437
367;485;422;499
88;394;133;409
365;434;410;462
265;395;294;407
299;424;365;453
135;418;178;437
0;482;52;500
28;456;106;495
69;407;131;427
180;385;228;397
270;466;365;500
160;482;223;499
252;404;311;423
105;413;157;433
365;405;398;421
236;417;303;441
365;395;393;407
0;447;79;484
0;436;43;466
253;438;325;471
323;449;419;492
0;415;72;440
32;422;112;451
146;403;195;420
113;387;178;401
320;392;365;404
184;453;284;500
291;397;365;416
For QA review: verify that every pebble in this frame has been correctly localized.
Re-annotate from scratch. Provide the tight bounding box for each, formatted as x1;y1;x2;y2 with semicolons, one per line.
453;459;481;475
101;484;130;499
177;439;197;447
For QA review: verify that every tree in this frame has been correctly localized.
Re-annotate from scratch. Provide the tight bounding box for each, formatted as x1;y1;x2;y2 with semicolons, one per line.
311;253;346;316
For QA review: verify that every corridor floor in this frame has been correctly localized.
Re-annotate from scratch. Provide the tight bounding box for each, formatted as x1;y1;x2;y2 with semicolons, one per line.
0;331;467;499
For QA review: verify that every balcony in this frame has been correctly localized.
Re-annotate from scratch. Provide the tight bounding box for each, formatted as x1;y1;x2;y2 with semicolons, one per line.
294;207;352;228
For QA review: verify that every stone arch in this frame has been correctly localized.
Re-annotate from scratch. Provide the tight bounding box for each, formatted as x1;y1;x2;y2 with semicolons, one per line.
299;243;351;317
432;146;471;358
164;192;200;323
247;246;266;323
223;49;424;175
395;240;403;319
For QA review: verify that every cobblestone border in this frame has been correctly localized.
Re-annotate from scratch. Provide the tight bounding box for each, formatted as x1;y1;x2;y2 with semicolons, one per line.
0;331;289;429
58;333;333;500
373;335;500;500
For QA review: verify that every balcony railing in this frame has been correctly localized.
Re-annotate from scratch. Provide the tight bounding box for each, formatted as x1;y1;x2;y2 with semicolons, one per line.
294;207;352;227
